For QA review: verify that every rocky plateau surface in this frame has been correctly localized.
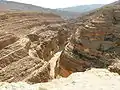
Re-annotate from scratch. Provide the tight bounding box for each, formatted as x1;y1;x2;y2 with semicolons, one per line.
0;68;120;90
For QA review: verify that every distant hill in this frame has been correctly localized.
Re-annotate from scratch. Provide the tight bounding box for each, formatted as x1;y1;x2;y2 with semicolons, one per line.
0;0;6;1
0;1;80;19
0;1;105;19
58;4;104;13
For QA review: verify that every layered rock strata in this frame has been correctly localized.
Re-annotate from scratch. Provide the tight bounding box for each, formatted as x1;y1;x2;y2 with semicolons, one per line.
59;4;120;77
0;12;71;83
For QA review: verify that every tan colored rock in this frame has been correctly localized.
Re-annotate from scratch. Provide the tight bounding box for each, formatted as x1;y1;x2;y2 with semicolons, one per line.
0;33;19;50
0;11;71;83
59;4;120;76
0;69;120;90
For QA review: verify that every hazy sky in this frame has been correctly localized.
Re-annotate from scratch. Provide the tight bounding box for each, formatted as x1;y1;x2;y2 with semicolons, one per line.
7;0;117;9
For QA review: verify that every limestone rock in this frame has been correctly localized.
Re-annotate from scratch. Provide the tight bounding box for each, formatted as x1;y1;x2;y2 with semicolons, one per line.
0;69;120;90
0;12;71;83
59;3;120;76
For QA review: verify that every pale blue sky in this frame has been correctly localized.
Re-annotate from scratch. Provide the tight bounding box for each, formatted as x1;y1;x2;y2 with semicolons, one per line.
7;0;117;9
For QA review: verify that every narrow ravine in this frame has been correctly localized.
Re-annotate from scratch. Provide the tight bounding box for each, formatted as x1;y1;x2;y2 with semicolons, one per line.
49;51;62;79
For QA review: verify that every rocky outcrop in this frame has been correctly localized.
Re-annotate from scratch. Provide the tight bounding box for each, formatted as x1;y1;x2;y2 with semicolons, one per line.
0;68;120;90
0;12;71;83
0;33;19;50
59;4;120;77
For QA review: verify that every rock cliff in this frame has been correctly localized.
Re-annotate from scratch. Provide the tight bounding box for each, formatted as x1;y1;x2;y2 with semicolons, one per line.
1;1;120;88
0;11;71;83
59;2;120;77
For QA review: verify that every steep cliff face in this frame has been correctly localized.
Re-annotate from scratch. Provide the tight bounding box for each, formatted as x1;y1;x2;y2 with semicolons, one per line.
0;11;71;83
59;3;120;77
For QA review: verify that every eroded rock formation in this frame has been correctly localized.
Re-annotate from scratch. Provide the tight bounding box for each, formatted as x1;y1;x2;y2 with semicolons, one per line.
1;1;120;85
0;11;71;83
59;4;120;77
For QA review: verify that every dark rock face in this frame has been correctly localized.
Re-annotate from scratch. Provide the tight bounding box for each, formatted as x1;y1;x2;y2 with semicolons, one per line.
59;4;120;77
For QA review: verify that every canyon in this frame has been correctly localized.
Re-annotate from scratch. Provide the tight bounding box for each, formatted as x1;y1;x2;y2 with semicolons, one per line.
59;2;120;77
0;11;72;83
0;0;120;90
